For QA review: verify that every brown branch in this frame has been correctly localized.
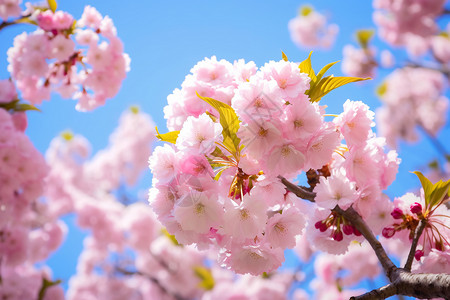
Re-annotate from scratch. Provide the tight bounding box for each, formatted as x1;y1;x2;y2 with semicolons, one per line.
277;176;316;202
404;219;427;271
350;283;397;300
0;14;32;32
333;206;397;279
351;270;450;300
280;176;450;300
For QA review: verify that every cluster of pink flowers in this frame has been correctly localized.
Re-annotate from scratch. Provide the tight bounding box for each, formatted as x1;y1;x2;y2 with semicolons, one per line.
373;0;447;58
308;99;400;254
307;242;380;299
150;56;400;275
0;108;65;299
376;67;449;148
341;45;377;78
381;192;450;271
6;5;129;111
0;0;21;20
288;6;339;49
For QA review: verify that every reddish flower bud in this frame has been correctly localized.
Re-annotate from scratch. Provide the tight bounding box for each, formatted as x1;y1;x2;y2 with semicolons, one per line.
332;231;343;241
342;224;354;235
390;208;404;219
382;227;396;238
414;250;424;261
410;202;422;215
353;227;362;236
315;221;328;232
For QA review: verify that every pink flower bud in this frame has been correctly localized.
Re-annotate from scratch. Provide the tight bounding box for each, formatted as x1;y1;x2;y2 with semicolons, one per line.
410;202;422;215
382;227;396;238
353;227;361;236
390;208;404;219
414;250;424;261
332;231;343;241
342;224;354;235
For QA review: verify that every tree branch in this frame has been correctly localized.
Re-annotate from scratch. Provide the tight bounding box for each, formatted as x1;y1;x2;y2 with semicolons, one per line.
404;219;427;271
350;283;397;300
280;176;450;300
333;206;397;279
277;176;316;202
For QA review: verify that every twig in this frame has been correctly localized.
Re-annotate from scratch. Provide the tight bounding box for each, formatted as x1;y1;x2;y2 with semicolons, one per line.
334;206;397;279
277;176;316;202
0;14;32;32
404;219;427;271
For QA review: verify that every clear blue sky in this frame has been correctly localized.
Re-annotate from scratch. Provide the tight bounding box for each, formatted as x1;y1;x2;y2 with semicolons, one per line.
1;0;448;296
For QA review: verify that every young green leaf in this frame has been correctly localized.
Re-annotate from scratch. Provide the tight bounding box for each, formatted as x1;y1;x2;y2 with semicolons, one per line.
299;51;316;84
196;93;241;154
38;278;62;300
47;0;57;12
155;127;179;144
193;266;215;290
316;60;339;83
356;29;375;49
412;171;441;208
308;75;370;102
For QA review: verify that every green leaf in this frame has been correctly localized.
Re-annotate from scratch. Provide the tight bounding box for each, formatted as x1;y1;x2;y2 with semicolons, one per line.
316;60;339;83
38;278;62;300
300;5;313;16
15;103;41;112
193;266;215;290
412;171;434;207
308;75;370;102
376;82;387;97
411;171;450;209
356;29;375;49
196;93;240;154
155;127;179;144
161;228;181;246
281;51;288;62
47;0;57;12
429;179;450;207
299;51;316;84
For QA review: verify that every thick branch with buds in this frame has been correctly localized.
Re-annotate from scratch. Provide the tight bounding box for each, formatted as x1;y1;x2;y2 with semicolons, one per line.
279;177;450;300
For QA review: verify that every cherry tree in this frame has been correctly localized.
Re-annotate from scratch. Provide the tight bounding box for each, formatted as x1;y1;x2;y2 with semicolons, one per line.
1;1;450;300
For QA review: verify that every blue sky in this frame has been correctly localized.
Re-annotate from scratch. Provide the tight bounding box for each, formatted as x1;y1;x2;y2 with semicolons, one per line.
1;0;449;296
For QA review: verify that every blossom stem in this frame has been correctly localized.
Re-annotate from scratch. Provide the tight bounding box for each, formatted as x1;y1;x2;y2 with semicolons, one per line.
404;219;427;271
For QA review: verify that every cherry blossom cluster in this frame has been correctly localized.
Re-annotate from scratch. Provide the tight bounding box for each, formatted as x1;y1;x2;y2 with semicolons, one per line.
307;242;381;299
381;192;450;272
288;5;339;49
0;108;65;299
0;0;21;20
373;0;448;58
6;5;129;111
149;56;400;275
375;67;449;148
307;99;400;254
45;107;156;217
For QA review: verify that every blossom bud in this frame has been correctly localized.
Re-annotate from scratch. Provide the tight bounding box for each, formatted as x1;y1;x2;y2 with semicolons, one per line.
382;227;396;238
414;250;424;261
332;231;343;241
410;202;422;215
353;227;361;236
390;208;404;219
342;224;354;235
314;221;328;232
